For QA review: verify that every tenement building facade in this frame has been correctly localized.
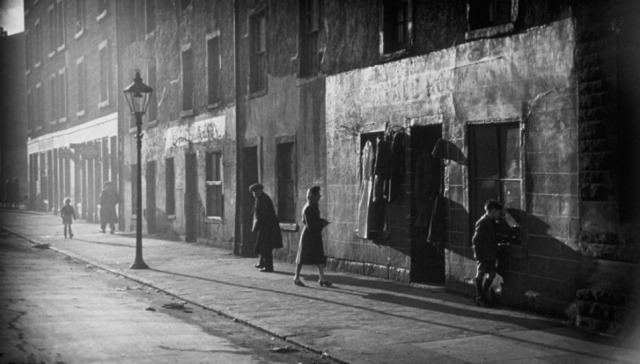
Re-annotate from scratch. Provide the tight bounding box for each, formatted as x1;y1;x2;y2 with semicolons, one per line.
23;0;639;331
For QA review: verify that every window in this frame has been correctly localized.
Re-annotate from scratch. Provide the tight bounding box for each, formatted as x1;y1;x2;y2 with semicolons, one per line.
25;30;31;70
50;74;57;124
300;0;321;77
250;11;267;93
466;0;517;40
206;152;223;219
165;157;175;216
207;35;221;105
469;122;522;243
147;65;157;121
56;0;65;48
277;142;295;222
27;90;33;131
48;6;56;54
182;47;194;111
381;0;411;55
58;68;67;121
75;0;85;35
97;0;108;20
36;83;44;129
76;57;86;114
34;20;42;65
469;0;512;30
99;41;110;105
145;0;156;34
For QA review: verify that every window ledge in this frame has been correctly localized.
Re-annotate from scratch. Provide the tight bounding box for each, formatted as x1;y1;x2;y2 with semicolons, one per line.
207;101;220;110
76;110;85;117
206;216;223;224
180;109;194;118
25;69;31;75
74;29;84;39
466;22;515;41
379;48;410;63
48;51;56;59
57;44;66;52
35;61;41;68
146;119;158;129
145;31;155;40
296;73;321;87
166;214;176;220
249;89;267;99
280;223;298;232
96;10;107;22
98;99;110;109
58;117;67;123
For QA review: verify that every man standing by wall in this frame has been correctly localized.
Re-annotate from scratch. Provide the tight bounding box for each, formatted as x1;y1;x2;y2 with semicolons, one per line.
249;183;282;273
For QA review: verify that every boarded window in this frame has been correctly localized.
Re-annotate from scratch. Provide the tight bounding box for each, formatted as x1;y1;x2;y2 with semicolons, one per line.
382;0;411;54
165;157;175;216
469;122;522;244
277;142;295;222
250;11;267;93
206;152;223;218
207;36;221;105
300;0;321;76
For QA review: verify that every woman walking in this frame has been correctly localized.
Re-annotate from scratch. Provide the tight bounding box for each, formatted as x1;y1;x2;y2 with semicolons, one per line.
293;186;332;287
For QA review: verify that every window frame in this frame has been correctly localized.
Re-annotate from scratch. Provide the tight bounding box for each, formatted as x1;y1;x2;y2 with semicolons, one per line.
276;140;296;223
207;33;221;107
468;120;525;246
165;157;175;216
75;0;85;38
56;0;66;51
181;45;194;115
299;0;322;77
98;40;111;107
76;56;86;116
249;9;267;95
466;0;519;40
58;67;67;123
380;0;412;59
205;151;224;220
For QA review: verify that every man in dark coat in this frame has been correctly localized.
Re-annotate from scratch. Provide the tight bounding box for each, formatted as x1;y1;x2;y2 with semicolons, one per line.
472;199;503;307
99;181;120;234
250;183;282;272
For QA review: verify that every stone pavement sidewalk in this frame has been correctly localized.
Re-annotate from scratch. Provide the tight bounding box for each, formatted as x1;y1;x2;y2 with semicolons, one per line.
1;209;639;364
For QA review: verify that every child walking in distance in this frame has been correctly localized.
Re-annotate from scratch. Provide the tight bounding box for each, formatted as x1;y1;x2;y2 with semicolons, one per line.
472;200;503;307
61;198;76;238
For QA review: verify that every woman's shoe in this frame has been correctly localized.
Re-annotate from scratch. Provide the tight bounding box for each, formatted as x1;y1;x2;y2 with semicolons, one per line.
293;279;306;287
319;280;333;287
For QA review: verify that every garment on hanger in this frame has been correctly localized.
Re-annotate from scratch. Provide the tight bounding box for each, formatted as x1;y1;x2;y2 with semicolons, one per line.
357;140;374;239
388;130;405;203
372;136;391;202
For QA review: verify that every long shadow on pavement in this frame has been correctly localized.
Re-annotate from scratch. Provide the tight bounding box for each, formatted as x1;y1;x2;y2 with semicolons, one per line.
150;268;626;361
63;238;134;248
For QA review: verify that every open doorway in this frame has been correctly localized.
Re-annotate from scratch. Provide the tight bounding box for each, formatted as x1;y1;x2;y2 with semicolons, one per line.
410;124;445;284
240;146;259;256
184;153;197;242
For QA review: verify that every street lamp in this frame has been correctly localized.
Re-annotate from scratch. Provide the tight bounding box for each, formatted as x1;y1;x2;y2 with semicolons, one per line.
123;70;153;269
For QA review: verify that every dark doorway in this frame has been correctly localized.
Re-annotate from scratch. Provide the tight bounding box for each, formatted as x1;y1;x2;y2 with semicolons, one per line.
240;146;259;256
410;124;445;284
185;153;198;242
146;161;157;234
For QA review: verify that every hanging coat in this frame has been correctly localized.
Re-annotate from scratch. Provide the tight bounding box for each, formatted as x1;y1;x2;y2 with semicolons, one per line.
357;140;374;239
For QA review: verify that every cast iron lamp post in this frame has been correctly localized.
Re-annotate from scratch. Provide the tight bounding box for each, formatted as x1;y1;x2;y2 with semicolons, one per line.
123;70;153;269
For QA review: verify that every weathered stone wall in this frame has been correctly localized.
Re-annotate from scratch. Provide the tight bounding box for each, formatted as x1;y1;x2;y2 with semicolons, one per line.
117;0;237;246
327;18;579;313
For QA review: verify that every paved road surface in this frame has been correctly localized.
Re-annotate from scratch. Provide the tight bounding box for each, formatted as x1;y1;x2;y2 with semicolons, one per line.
0;231;333;363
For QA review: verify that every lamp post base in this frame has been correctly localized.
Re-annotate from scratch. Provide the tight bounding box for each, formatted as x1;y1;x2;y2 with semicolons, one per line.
130;260;149;269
